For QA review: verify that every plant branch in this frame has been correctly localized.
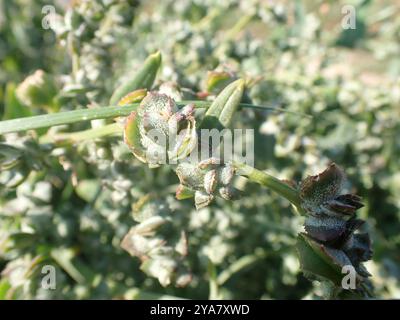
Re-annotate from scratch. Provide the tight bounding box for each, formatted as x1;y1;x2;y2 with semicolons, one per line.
233;161;302;211
39;123;123;145
217;249;268;286
0;101;311;135
208;260;219;300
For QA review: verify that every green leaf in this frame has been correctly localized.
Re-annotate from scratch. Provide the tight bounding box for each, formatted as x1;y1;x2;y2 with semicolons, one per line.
117;88;147;106
109;51;162;105
2;83;31;120
205;71;233;94
75;179;101;202
296;233;344;286
0;279;12;300
175;184;195;200
51;248;94;285
124;111;147;163
200;79;245;130
15;70;58;112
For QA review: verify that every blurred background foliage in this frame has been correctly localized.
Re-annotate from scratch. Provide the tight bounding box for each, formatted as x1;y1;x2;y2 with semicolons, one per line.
0;0;399;299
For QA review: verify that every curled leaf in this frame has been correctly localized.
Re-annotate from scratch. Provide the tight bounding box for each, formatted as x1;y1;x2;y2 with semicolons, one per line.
205;71;234;94
117;89;147;106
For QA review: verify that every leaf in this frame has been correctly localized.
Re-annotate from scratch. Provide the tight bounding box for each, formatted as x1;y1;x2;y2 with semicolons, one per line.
200;79;245;130
0;143;23;170
51;248;94;285
75;179;101;202
175;184;195;200
15;70;58;112
0;279;12;300
205;71;233;94
109;51;162;105
140;257;177;287
296;233;345;286
2;83;31;120
124;111;147;163
117;89;147;106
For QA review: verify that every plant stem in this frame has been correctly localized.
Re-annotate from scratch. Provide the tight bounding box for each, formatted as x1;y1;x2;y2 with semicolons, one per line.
217;249;268;286
0;101;310;135
225;13;255;40
39;123;123;144
0;105;139;135
233;161;302;210
208;260;219;300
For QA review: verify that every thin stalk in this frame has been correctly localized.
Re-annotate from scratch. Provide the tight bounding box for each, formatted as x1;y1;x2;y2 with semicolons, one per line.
0;104;139;135
225;13;255;41
217;249;268;286
0;101;311;135
233;161;302;210
39;123;122;145
208;260;219;300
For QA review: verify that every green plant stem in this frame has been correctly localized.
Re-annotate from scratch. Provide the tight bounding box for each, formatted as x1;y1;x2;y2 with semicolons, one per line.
0;101;310;135
0;105;139;135
208;260;219;300
39;123;123;144
217;249;268;286
233;161;302;210
225;13;255;40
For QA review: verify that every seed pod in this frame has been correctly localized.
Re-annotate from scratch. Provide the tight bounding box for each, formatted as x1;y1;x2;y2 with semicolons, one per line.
124;92;197;166
300;163;345;214
300;163;364;219
200;79;245;130
297;163;372;293
109;51;162;105
204;169;218;194
175;160;239;209
305;216;347;243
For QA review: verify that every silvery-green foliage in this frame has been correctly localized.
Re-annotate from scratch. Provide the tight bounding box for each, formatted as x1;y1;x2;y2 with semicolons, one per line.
121;195;191;287
52;0;139;105
0;0;399;300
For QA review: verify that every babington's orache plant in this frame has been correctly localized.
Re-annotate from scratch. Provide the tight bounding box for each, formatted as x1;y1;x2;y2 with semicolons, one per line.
0;51;373;299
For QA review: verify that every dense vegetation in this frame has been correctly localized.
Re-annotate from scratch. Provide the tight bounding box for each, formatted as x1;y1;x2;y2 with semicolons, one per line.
0;0;399;299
